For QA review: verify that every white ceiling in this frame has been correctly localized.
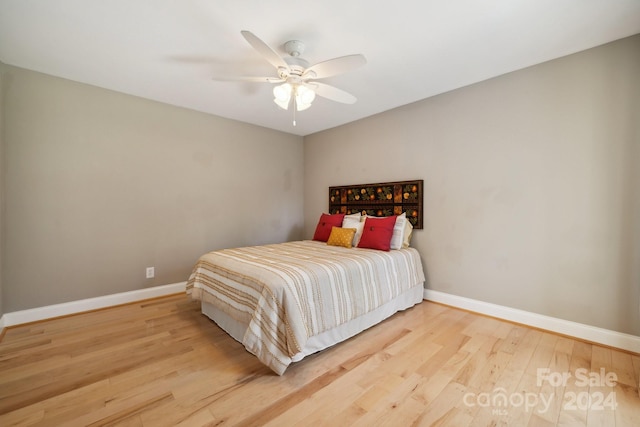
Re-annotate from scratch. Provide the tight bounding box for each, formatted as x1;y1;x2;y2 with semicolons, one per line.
1;1;639;136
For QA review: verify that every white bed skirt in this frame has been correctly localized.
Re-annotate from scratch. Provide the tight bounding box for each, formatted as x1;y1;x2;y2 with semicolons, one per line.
201;283;425;365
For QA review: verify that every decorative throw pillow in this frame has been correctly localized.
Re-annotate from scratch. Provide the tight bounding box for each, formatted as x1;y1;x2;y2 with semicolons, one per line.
342;216;365;247
365;213;407;250
402;220;413;248
357;215;397;251
313;213;345;242
327;227;357;248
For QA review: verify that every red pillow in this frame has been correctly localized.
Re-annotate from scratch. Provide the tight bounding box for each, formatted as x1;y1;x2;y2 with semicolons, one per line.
357;216;397;251
313;213;345;242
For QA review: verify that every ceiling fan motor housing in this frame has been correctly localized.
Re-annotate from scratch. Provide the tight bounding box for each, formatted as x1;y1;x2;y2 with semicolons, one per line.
284;57;309;76
281;40;311;77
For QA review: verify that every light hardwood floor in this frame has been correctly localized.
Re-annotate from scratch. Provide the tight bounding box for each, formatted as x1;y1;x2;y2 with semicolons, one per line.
0;294;638;426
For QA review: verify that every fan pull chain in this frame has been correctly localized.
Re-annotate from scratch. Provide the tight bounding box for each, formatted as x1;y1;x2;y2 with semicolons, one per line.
293;97;297;126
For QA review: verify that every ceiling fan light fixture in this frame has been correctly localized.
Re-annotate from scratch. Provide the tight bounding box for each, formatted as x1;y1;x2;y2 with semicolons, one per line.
273;83;292;110
273;82;316;111
295;85;315;111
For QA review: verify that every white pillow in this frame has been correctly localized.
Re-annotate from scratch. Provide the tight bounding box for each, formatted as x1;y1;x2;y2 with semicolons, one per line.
342;212;361;223
389;212;406;250
342;215;365;247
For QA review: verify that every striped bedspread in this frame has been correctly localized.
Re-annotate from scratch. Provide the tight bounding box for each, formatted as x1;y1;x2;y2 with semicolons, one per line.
186;240;425;374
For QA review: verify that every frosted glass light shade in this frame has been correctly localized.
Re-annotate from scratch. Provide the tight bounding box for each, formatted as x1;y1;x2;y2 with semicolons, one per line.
295;85;315;111
273;82;316;111
273;83;292;110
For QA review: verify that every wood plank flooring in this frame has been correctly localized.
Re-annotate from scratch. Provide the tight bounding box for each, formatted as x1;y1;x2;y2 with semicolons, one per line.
0;294;638;426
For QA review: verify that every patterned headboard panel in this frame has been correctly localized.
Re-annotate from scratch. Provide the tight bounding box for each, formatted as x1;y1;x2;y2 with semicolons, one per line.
329;179;423;229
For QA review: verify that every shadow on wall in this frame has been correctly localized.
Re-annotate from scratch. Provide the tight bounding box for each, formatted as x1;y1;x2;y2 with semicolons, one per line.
288;225;304;242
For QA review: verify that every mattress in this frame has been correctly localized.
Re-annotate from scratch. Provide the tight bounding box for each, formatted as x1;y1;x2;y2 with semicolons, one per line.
186;240;425;374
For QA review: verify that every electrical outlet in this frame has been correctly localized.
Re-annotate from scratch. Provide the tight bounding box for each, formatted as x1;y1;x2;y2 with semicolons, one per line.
146;267;155;279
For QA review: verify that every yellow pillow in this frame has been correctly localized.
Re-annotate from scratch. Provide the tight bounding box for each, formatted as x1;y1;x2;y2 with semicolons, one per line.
327;227;357;248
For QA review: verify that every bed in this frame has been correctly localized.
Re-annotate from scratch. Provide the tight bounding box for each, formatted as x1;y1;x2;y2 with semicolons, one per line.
186;180;426;375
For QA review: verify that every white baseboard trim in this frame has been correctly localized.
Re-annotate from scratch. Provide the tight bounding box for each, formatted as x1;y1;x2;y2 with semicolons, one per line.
0;282;187;329
424;289;640;354
2;284;637;355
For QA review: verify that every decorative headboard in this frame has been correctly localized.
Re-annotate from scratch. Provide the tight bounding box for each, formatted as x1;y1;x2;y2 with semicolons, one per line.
329;179;423;229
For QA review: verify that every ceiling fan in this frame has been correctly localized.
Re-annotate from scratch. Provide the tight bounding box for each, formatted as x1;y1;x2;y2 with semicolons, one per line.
217;31;366;125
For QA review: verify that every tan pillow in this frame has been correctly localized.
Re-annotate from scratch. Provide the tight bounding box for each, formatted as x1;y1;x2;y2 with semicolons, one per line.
327;227;357;248
403;220;413;248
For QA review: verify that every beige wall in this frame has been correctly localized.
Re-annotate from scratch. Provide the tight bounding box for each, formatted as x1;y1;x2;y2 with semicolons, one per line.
0;64;5;317
2;64;303;313
304;35;640;335
2;35;639;337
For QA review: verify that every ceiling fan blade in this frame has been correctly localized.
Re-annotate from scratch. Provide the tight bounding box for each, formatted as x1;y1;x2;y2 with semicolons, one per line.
213;76;284;83
303;54;366;79
241;30;289;71
308;82;358;104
